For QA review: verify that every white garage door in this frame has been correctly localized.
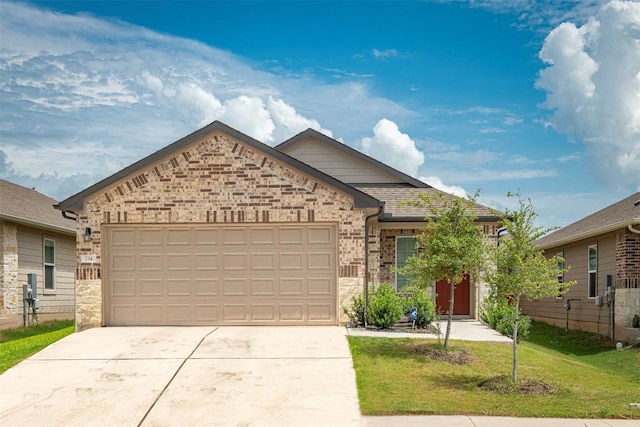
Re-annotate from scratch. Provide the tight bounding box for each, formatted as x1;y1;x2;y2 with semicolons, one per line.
103;224;337;326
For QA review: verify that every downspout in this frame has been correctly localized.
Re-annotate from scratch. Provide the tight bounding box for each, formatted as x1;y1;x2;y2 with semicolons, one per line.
364;206;383;328
628;223;640;234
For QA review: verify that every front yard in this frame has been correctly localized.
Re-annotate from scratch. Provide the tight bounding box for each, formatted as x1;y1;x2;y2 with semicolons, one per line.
348;321;640;419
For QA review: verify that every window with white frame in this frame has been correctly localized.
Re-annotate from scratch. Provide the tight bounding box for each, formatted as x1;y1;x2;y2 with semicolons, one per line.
395;236;417;290
588;245;597;298
556;252;564;299
44;239;55;290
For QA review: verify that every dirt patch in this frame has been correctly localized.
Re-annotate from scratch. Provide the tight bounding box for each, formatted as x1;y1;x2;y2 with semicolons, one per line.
414;344;474;365
478;375;556;395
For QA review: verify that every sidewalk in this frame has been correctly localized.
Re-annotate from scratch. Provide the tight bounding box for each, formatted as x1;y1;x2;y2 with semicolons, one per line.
346;319;512;342
360;415;639;426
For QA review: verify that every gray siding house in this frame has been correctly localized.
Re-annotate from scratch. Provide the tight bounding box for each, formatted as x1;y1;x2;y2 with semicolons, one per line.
520;192;640;343
0;179;76;328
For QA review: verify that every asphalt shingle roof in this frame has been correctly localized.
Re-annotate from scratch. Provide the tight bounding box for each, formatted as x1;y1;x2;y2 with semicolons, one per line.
536;192;640;249
0;179;76;234
352;184;498;220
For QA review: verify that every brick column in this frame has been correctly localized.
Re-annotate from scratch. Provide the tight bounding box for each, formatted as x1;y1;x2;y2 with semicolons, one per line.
0;220;19;318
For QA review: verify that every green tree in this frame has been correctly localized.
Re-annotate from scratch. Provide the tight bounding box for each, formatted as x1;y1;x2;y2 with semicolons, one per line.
401;190;487;350
487;192;576;383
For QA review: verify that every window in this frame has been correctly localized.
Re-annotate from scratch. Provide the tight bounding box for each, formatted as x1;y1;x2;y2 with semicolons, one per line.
588;245;597;298
395;236;417;290
556;252;564;299
44;239;55;290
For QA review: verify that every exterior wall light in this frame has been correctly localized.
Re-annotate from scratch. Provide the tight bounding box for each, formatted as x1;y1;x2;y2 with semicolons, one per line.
83;227;92;242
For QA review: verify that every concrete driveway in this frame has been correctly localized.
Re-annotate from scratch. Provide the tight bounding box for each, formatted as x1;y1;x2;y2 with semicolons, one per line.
0;326;360;427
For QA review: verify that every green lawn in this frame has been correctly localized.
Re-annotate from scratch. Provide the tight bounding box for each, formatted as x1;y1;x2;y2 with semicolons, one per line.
0;320;75;374
348;321;640;419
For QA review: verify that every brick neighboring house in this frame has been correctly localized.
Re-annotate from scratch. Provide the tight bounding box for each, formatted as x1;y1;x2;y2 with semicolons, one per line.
520;192;640;343
57;121;501;330
0;179;76;328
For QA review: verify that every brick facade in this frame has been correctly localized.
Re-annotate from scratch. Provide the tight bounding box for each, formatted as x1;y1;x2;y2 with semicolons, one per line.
616;228;640;289
73;131;374;329
0;220;18;319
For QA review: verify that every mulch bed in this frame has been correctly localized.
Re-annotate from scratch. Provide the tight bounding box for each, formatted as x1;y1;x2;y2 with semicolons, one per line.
413;344;474;365
478;375;556;395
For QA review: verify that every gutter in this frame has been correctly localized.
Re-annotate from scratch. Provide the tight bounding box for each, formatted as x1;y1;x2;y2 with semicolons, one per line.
537;218;640;250
0;213;75;236
364;206;384;328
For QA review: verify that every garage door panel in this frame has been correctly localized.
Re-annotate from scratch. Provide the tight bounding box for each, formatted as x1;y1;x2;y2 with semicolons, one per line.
223;253;247;270
194;253;218;270
223;304;249;322
167;279;190;296
167;253;191;271
308;226;333;244
223;279;247;296
139;304;163;322
308;278;333;296
106;224;337;326
140;279;163;296
111;279;135;297
167;304;192;322
251;278;276;296
140;229;163;246
308;252;332;270
280;252;303;270
280;303;304;321
251;304;277;321
140;254;162;271
111;254;135;272
195;279;219;296
308;303;333;322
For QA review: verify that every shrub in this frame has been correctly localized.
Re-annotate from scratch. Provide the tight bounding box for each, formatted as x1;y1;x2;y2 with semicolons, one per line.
367;283;402;328
480;297;531;342
401;286;436;328
343;292;366;327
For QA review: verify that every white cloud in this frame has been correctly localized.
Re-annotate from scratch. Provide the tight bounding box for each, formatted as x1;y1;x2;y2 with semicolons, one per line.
372;49;399;58
361;119;424;177
535;0;640;189
0;2;417;200
419;176;468;198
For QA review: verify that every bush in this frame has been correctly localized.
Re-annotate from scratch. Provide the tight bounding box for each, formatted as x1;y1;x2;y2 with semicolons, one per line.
401;286;436;328
367;283;402;328
480;297;531;342
343;292;366;327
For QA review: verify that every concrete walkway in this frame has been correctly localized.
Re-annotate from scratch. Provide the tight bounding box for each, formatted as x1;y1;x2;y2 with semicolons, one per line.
347;319;513;342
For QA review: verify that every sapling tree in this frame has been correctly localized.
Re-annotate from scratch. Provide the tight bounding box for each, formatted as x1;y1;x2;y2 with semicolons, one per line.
401;190;487;350
487;192;575;382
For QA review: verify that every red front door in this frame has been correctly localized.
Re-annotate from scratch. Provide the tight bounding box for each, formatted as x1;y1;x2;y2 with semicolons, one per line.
435;275;470;315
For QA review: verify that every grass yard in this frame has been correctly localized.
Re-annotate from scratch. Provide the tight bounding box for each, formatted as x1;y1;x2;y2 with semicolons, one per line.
348;321;640;419
0;319;74;374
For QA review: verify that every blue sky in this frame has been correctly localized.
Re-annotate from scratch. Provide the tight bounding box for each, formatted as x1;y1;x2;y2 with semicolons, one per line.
1;1;638;228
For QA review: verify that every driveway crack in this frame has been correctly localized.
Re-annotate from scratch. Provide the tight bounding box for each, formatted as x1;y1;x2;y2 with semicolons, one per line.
137;327;218;426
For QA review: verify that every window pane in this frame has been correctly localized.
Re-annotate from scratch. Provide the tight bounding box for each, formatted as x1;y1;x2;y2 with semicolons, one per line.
396;237;417;290
588;272;597;298
588;247;597;271
45;265;54;290
45;240;55;263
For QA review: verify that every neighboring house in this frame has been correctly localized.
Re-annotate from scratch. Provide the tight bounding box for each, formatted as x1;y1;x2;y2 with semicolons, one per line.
0;179;76;328
57;121;500;330
520;192;640;343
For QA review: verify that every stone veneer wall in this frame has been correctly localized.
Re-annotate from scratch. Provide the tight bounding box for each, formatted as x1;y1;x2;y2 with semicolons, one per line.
0;220;19;319
73;132;372;329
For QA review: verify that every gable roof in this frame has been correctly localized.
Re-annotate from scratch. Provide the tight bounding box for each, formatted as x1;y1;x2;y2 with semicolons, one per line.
353;184;499;221
0;179;75;234
57;121;382;212
276;129;430;188
536;192;640;249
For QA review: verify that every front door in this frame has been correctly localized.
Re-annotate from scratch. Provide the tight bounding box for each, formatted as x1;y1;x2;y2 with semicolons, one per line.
435;275;470;315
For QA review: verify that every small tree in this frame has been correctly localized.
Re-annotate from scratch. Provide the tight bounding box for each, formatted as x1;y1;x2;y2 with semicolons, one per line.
487;192;575;383
401;190;487;350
